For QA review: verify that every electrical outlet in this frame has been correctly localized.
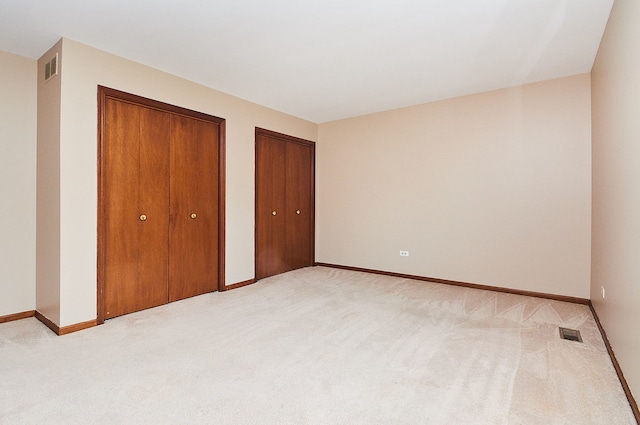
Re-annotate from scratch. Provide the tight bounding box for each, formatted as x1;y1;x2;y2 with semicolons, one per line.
601;286;606;299
400;250;409;257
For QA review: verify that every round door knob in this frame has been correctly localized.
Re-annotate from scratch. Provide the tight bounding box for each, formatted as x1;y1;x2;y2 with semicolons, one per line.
139;214;147;221
190;213;197;219
296;210;301;215
272;211;277;216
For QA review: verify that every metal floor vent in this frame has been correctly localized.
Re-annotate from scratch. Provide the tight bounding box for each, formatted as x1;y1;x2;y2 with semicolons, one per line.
559;327;583;343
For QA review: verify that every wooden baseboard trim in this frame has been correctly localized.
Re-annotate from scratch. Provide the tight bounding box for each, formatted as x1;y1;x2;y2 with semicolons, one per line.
224;278;256;291
589;302;640;423
35;310;60;334
35;311;97;336
59;319;98;335
0;310;36;323
314;263;590;305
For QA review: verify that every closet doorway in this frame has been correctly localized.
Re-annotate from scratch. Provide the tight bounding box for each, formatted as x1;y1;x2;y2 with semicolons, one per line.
97;87;225;323
255;128;315;280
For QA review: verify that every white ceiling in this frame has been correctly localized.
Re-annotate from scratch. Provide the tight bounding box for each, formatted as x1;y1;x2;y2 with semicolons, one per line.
0;0;613;123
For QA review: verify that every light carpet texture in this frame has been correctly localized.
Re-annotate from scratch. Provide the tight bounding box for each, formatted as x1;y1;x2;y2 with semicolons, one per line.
1;266;635;424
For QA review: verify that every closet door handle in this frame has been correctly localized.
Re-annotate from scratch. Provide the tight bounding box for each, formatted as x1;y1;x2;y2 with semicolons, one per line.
272;211;277;216
296;210;301;215
139;214;147;221
190;213;197;219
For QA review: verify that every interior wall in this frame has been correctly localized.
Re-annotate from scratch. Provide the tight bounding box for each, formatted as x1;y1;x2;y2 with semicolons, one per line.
45;38;316;327
0;51;37;316
317;74;592;298
36;41;63;324
591;0;640;402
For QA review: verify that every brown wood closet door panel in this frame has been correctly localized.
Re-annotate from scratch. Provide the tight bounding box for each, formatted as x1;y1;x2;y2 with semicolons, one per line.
169;115;219;301
137;106;171;308
285;142;314;271
103;100;170;319
255;134;287;279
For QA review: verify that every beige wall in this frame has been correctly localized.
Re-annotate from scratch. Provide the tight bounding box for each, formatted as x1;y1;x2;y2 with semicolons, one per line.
36;41;63;324
318;74;592;298
591;0;640;402
0;51;37;316
41;38;316;326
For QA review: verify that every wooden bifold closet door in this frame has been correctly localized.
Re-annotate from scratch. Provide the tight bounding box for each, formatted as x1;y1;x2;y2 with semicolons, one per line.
168;114;219;302
255;128;315;280
98;87;224;322
102;99;170;318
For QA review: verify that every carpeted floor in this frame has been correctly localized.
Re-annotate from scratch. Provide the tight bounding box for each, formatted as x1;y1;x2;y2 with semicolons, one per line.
0;266;635;424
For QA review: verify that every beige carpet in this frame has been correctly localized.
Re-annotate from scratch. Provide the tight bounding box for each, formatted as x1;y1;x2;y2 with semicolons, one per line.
0;266;635;424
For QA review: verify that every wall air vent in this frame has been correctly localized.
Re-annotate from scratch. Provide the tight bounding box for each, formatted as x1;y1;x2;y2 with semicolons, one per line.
44;53;58;82
559;327;583;343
